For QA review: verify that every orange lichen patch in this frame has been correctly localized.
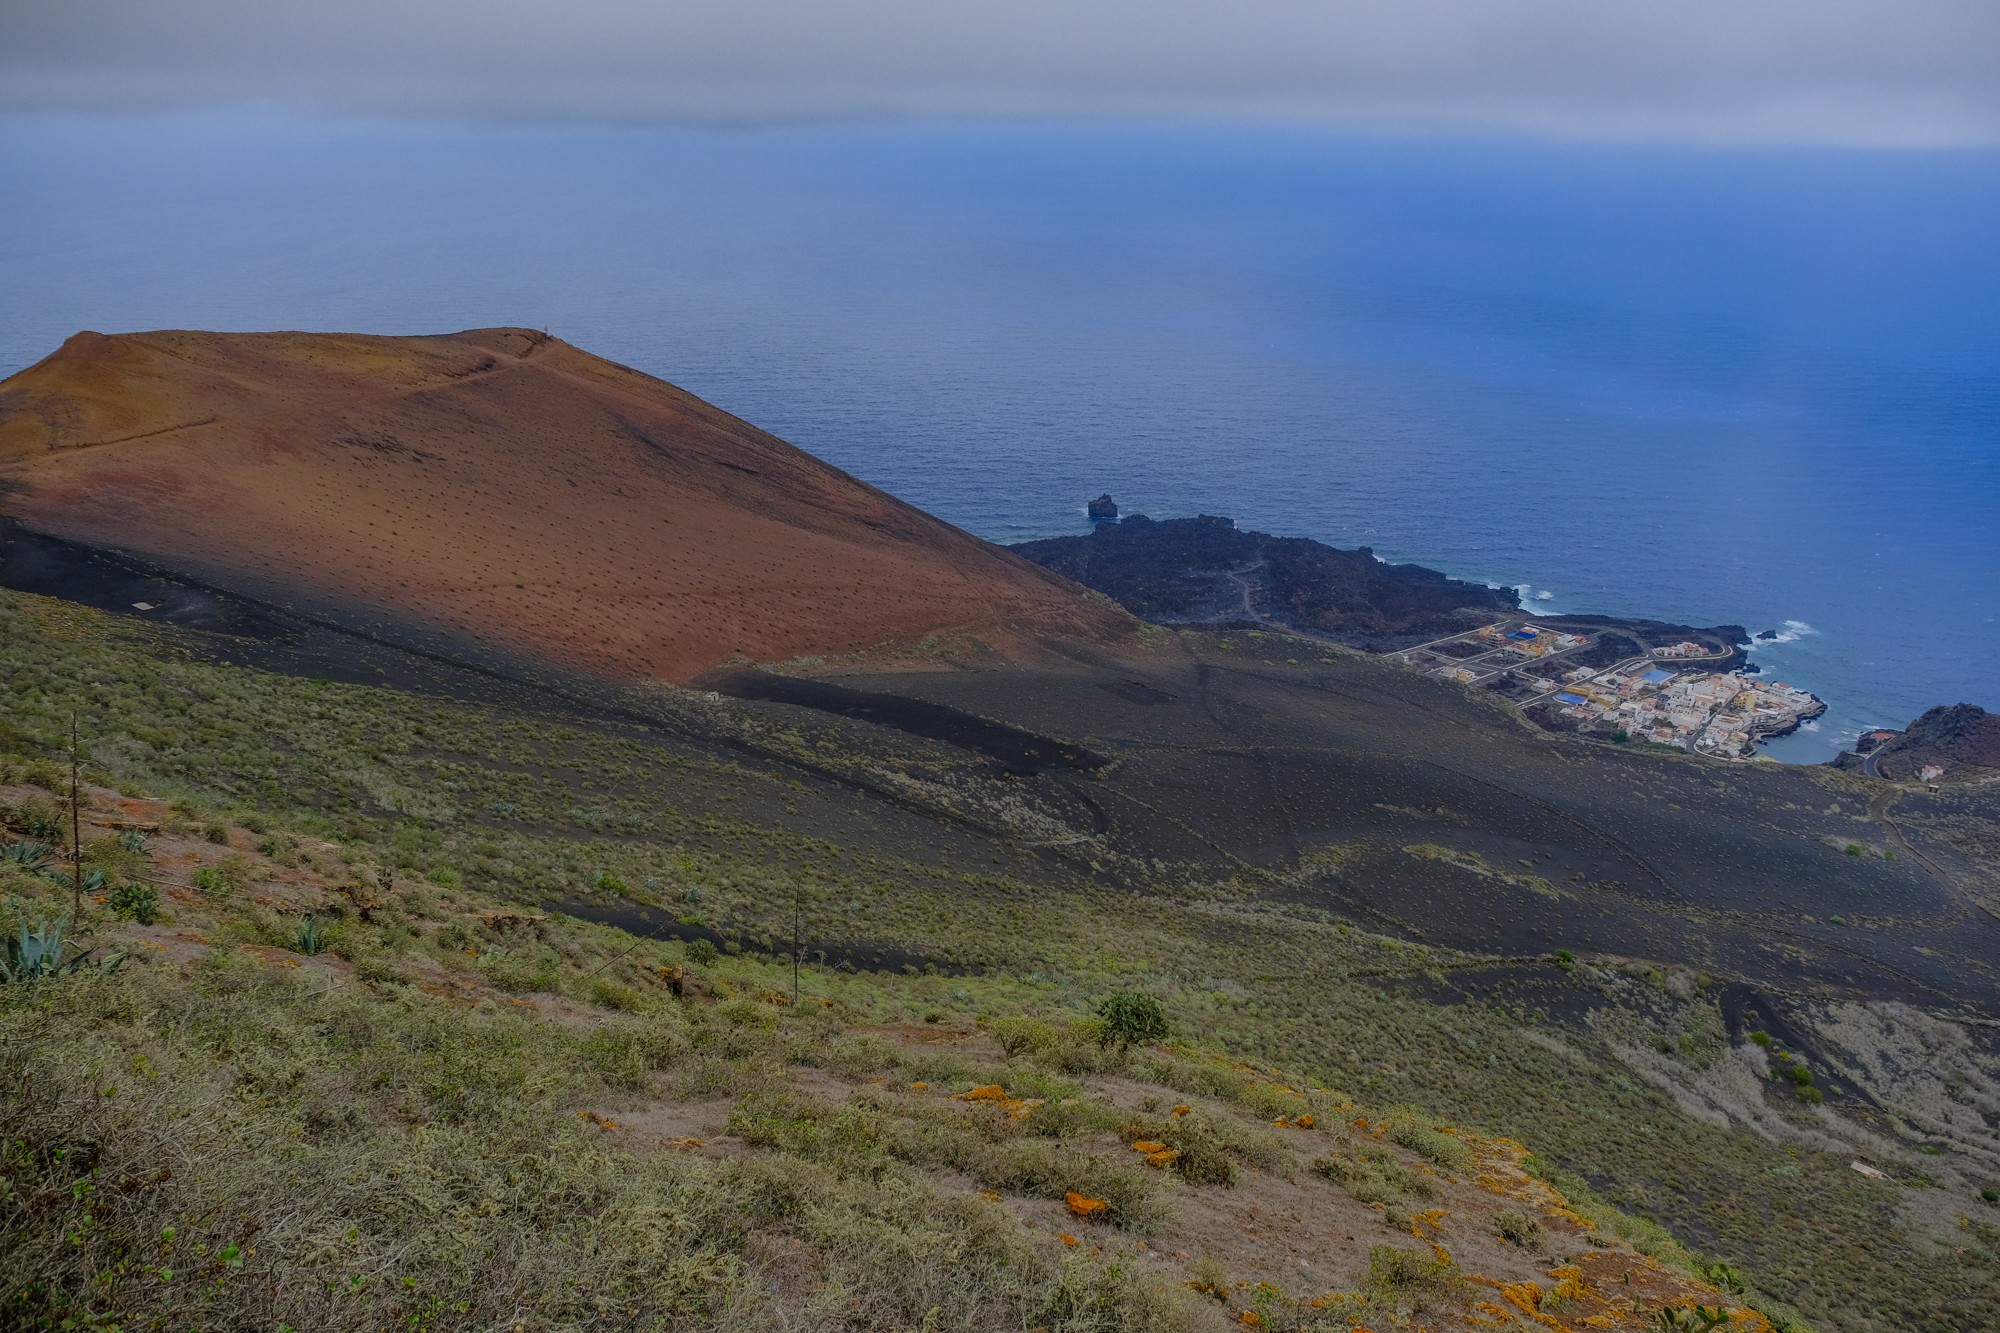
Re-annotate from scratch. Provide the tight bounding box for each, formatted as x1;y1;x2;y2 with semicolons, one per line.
666;1137;706;1151
1058;1233;1080;1247
1239;1313;1265;1326
978;1189;1002;1202
1171;1104;1191;1117
956;1084;1045;1120
578;1111;625;1132
1497;1280;1543;1315
910;1082;930;1092
1409;1208;1451;1240
1464;1250;1767;1332
1130;1140;1168;1154
757;989;790;1005
1144;1149;1180;1169
1065;1192;1109;1219
1295;1114;1315;1129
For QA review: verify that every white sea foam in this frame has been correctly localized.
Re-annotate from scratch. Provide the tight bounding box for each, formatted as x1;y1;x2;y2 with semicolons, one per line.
1752;619;1819;649
1535;590;1554;601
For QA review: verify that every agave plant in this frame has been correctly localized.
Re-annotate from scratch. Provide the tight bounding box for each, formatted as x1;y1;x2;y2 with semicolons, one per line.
1;841;58;874
1;906;122;985
296;915;326;956
119;830;151;854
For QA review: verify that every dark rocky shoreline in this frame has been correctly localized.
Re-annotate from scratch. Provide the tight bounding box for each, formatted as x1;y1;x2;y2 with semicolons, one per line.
1010;513;1518;650
1010;512;1752;660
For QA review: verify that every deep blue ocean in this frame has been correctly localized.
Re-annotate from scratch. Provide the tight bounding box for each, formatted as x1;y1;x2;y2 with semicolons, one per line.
3;113;1996;761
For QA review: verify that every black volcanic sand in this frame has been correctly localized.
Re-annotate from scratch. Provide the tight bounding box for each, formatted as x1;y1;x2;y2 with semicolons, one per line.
817;636;2000;1015
704;669;1108;776
12;527;1995;1018
551;897;960;976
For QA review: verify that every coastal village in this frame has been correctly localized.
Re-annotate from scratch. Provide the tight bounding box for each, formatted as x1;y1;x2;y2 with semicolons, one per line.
1397;619;1825;758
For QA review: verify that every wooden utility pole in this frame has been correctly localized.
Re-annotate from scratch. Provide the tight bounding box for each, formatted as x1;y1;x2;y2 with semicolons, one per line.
69;712;82;919
792;890;801;1007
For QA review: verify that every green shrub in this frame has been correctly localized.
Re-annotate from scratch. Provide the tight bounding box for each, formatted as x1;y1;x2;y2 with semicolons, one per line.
203;822;230;845
1;797;63;841
1162;1114;1237;1187
993;1015;1110;1074
1096;991;1168;1050
1383;1109;1474;1173
588;976;647;1012
582;1020;686;1090
1233;1080;1309;1121
1311;1148;1436;1206
684;938;719;967
191;866;231;897
108;881;159;925
1364;1243;1466;1309
728;1088;890;1178
977;1138;1170;1232
353;956;410;985
1020;1097;1122;1141
1495;1208;1544;1250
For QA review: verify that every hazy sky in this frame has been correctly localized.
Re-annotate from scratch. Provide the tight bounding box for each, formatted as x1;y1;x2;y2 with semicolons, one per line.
3;0;1997;146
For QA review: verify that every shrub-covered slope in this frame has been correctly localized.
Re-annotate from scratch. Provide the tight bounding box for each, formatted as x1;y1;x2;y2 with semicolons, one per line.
3;588;1997;1331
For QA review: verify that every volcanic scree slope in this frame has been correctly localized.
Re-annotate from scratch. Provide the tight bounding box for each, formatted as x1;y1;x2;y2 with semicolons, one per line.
0;327;1129;680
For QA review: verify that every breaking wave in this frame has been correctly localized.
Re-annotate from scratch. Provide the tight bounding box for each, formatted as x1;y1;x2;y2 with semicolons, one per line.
1754;619;1819;648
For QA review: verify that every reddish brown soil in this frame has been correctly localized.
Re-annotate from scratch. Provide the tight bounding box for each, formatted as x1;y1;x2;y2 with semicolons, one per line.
0;328;1131;681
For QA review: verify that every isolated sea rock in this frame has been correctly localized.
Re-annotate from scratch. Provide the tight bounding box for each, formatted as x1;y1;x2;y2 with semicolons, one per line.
1087;492;1119;520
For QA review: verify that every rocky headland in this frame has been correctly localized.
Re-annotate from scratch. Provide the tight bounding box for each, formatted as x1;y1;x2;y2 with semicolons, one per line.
1835;702;2000;782
1010;513;1750;661
1010;513;1517;650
